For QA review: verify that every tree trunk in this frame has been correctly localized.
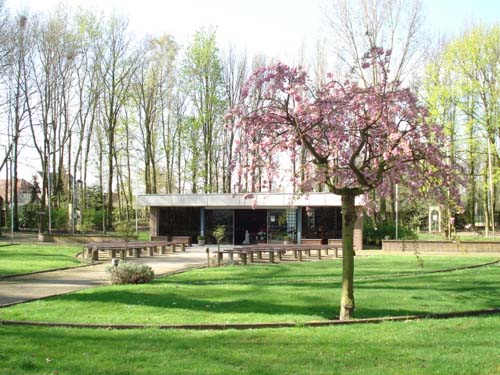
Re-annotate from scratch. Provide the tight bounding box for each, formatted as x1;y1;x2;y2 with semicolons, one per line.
339;193;356;320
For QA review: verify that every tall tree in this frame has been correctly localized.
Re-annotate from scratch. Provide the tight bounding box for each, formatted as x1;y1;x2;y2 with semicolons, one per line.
183;27;225;193
133;34;178;194
326;0;427;84
97;15;139;229
425;25;500;232
230;48;459;320
221;45;247;192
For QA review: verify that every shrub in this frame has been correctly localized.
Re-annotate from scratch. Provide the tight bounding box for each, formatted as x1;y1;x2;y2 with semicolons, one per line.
18;203;41;229
364;219;417;246
51;206;69;231
106;263;154;285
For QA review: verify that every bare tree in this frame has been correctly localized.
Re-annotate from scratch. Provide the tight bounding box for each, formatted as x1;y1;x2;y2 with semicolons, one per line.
221;45;247;192
97;15;140;229
325;0;427;84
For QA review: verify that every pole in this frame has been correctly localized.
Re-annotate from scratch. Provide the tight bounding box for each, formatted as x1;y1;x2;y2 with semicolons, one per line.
487;138;495;237
72;169;76;234
395;184;399;240
9;156;13;243
135;153;138;235
47;148;52;234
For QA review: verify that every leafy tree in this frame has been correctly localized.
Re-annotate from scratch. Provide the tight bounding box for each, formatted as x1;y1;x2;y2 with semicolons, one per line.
183;27;225;193
424;25;500;233
230;48;459;320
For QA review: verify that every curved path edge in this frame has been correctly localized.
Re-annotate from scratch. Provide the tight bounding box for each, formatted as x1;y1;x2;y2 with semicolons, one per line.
1;308;499;331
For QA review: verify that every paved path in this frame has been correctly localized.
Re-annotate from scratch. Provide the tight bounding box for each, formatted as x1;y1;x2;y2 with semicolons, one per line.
0;246;210;307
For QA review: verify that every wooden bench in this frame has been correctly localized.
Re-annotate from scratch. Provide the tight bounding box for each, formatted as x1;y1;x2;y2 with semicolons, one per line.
213;244;342;266
84;240;183;261
171;236;192;247
300;238;324;245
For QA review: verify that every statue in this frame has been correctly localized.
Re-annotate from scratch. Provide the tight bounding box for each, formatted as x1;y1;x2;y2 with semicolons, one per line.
242;229;250;245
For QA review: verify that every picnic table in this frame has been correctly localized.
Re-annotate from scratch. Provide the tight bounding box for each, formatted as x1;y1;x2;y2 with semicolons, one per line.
213;244;342;266
83;240;185;261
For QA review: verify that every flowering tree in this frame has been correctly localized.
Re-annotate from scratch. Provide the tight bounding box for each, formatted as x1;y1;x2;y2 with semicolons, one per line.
228;48;459;320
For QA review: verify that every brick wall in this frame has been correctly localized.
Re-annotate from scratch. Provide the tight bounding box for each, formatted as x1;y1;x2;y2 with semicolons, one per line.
382;240;500;253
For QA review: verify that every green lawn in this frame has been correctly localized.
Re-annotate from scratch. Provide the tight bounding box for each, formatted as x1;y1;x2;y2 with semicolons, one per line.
1;256;498;324
0;243;82;277
0;316;499;375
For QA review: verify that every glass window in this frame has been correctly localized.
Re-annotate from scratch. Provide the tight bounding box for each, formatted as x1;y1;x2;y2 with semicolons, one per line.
234;209;267;244
267;209;297;242
158;207;200;243
301;207;342;242
205;209;234;244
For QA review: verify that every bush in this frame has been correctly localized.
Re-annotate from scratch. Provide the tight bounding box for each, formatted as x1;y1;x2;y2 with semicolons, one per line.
364;219;417;246
106;263;154;285
19;203;41;229
82;208;104;230
51;206;69;231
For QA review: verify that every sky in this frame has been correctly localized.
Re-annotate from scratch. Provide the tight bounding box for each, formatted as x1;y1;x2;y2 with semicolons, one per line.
9;0;500;61
3;0;500;180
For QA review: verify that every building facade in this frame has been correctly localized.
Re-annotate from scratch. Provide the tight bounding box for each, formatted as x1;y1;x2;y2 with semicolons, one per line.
138;193;363;249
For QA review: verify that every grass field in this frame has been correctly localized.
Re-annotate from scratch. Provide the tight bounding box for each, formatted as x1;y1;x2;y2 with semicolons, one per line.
0;243;82;277
0;316;499;375
1;256;498;324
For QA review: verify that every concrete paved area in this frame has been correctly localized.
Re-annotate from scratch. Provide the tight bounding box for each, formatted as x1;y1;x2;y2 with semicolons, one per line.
0;246;211;307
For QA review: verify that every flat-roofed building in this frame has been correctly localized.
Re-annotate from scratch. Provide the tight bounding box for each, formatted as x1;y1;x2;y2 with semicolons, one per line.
137;192;363;249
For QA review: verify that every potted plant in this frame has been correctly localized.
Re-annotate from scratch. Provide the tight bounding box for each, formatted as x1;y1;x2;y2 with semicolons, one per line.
197;234;206;246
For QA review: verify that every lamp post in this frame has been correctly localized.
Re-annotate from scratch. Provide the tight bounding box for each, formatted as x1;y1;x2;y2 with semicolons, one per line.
8;155;13;243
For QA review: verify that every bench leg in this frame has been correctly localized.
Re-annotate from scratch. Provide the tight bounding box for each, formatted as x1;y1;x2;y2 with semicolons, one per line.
229;252;234;261
334;248;338;258
110;249;116;259
92;248;99;261
134;248;141;258
172;244;176;253
257;252;262;260
249;252;254;263
269;252;274;263
293;250;298;259
240;253;247;265
120;250;126;260
181;244;186;252
148;247;154;256
161;246;166;254
298;250;303;262
306;249;311;256
318;249;322;259
217;252;222;266
278;251;282;261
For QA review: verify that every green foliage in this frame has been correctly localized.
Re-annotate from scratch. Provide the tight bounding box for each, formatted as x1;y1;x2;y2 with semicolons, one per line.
114;219;134;241
18;203;41;229
364;218;418;246
106;262;154;284
82;208;104;230
212;225;225;243
50;205;70;231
